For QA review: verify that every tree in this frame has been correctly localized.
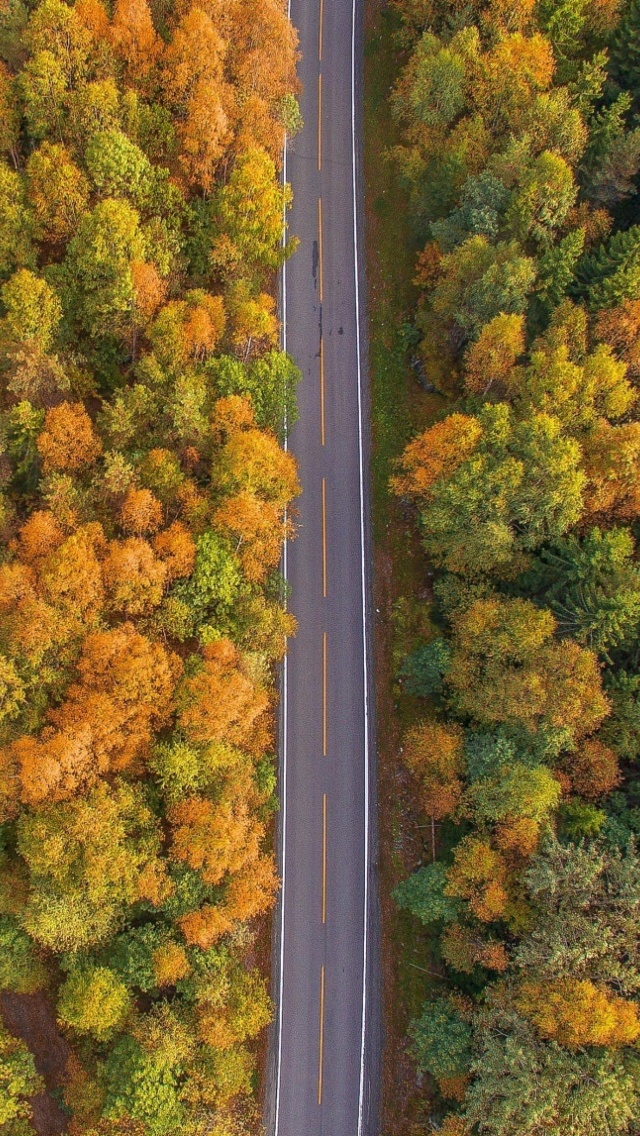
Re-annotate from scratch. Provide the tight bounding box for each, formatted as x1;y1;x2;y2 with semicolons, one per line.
516;835;640;993
109;0;159;81
0;916;47;993
0;1026;43;1128
517;977;640;1047
191;953;272;1052
445;836;509;922
402;720;465;818
162;6;231;191
85;129;154;209
37;401;102;473
409;997;472;1083
178;639;267;748
399;638;452;696
49;622;179;772
566;738;620;799
394;861;461;924
391;413;482;498
17;779;170;951
65;198;145;341
463;313;524;396
576;225;640;310
611;0;640;97
208;349;300;435
478;34;555;127
18;49;67;142
431;236;536;342
537;228;585;310
102;538;166;615
464;763;561;828
595;298;640;381
463;987;639;1136
1;268;61;356
402;33;467;128
581;421;640;523
103;1028;186;1136
226;280;278;360
523;527;640;654
0;166;34;281
504;151;576;245
447;595;609;741
211;148;294;276
507;342;635;434
152;522;196;582
402;404;585;575
120;488;162;535
25;143;89;244
58;963;132;1041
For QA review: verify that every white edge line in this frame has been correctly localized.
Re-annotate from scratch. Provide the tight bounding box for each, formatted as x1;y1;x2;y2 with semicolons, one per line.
352;0;371;1131
274;3;291;1123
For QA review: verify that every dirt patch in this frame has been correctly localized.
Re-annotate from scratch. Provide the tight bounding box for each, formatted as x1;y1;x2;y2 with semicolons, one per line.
1;991;70;1135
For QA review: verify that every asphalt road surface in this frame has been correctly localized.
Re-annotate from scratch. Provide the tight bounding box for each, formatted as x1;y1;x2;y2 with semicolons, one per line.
268;0;380;1134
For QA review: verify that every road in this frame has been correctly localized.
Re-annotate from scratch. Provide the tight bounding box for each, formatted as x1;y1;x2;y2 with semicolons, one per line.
268;0;380;1133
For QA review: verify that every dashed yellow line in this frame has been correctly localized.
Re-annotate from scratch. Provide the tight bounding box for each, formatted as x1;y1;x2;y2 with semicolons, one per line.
322;631;327;757
318;72;322;171
319;0;324;61
322;793;327;924
318;965;326;1104
318;197;324;303
319;336;326;446
321;477;328;598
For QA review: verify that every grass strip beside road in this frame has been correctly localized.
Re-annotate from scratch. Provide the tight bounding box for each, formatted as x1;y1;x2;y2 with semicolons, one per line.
363;3;450;1131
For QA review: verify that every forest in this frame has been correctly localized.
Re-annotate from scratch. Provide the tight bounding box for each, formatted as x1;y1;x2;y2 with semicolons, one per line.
386;0;640;1132
0;0;300;1131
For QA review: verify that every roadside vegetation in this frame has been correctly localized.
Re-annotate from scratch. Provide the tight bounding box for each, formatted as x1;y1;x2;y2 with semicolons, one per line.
0;0;300;1131
373;0;640;1132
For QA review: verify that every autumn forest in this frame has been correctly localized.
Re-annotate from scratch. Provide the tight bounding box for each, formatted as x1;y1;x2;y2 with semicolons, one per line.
0;0;301;1131
385;0;640;1133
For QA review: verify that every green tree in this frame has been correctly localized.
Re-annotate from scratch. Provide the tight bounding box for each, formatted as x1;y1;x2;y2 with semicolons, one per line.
0;1026;43;1128
394;861;461;924
523;528;640;655
208;350;300;436
416;404;585;575
0;165;34;280
464;989;638;1136
410;997;472;1081
17;780;168;952
0;268;61;355
464;763;561;826
405;33;467;128
447;594;609;741
64;197;146;341
0;916;46;993
611;0;640;100
58;963;131;1041
85;128;156;210
211;148;294;276
432;236;536;341
537;228;585;310
576;225;640;311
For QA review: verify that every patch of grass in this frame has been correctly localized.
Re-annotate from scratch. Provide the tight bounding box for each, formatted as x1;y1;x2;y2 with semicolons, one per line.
364;4;452;1133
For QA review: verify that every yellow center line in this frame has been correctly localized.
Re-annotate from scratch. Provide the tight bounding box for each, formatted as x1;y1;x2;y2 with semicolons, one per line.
318;197;324;303
322;631;327;757
319;336;326;446
318;964;326;1105
319;0;323;61
317;72;322;171
322;792;327;924
321;477;327;598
